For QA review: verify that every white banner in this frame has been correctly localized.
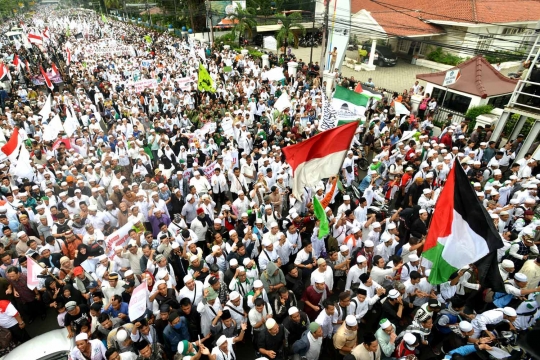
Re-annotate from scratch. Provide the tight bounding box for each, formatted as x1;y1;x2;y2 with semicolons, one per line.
126;79;158;93
204;161;218;182
128;281;148;321
26;256;43;290
106;221;134;259
274;92;292;112
175;77;196;92
80;257;99;274
231;150;239;170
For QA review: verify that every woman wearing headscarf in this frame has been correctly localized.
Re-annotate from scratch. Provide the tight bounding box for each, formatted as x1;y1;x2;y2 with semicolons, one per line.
59;283;84;305
74;244;90;267
42;277;63;308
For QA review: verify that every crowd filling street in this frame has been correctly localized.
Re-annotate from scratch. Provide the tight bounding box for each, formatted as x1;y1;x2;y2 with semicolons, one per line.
0;6;539;360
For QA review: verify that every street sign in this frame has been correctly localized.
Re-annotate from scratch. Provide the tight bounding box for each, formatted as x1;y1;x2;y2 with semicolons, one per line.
443;69;461;87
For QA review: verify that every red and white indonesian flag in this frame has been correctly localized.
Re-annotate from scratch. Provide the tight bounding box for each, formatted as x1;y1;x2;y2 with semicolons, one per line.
66;48;71;66
40;65;54;90
1;127;21;162
12;55;20;70
128;281;148;321
51;63;60;77
423;158;504;290
28;33;43;45
282;121;358;199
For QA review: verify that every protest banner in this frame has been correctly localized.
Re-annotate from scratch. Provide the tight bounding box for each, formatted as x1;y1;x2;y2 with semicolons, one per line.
106;221;134;258
80;257;100;274
204;161;218;182
128;281;148;321
26;256;44;290
126;79;158;93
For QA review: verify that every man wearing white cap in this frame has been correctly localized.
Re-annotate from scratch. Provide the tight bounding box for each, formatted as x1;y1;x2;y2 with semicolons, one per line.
247;279;270;308
70;332;107;360
418;188;436;213
366;222;382;247
211;330;246;360
257;318;286;360
345;255;368;292
493;272;540;308
224;291;246;329
471;307;517;338
178;275;204;307
375;318;397;358
259;237;279;271
189;170;211;195
333;314;358;356
343;227;363;254
400;254;420;282
337;195;351;220
342;151;357;187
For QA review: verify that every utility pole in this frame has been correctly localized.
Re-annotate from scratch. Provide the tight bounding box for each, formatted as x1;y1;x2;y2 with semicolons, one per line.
318;0;330;77
309;5;315;65
207;0;214;43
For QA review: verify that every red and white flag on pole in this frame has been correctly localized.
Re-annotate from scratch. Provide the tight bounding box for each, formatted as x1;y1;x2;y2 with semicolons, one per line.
25;60;31;74
51;63;60;77
1;127;21;162
0;63;10;82
12;55;20;70
40;65;54;90
28;33;43;45
66;48;71;66
26;256;45;290
42;27;50;41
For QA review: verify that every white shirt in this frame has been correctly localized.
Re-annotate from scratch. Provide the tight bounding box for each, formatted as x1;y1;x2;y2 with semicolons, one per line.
70;339;107;360
178;281;204;306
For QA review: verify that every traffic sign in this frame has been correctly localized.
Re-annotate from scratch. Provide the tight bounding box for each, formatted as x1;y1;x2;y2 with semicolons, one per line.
443;69;461;87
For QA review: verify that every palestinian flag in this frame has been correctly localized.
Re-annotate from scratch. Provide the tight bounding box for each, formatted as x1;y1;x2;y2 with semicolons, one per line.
282;121;358;200
354;82;383;100
423;158;505;291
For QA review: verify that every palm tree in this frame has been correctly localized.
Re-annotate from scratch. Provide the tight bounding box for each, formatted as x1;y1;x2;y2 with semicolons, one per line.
229;7;256;47
275;12;305;54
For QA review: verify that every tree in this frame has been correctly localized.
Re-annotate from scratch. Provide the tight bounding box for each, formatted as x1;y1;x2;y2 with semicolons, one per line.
229;7;257;47
275;12;305;53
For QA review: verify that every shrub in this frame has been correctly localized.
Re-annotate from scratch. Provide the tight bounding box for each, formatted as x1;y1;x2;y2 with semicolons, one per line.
465;105;493;131
426;47;465;66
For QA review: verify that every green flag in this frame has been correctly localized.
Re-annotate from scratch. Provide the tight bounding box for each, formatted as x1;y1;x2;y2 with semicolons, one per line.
223;66;232;73
101;14;108;23
313;197;329;239
198;63;215;93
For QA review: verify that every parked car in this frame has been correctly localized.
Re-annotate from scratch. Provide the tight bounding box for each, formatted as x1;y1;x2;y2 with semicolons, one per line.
361;42;398;67
1;328;74;360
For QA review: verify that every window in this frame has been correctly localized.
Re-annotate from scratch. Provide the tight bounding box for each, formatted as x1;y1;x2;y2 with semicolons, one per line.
398;39;411;53
432;87;472;113
502;27;526;35
488;94;512;108
476;35;493;52
418;42;428;56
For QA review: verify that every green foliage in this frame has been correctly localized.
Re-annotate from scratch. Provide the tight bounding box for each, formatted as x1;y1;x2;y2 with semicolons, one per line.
464;105;493;131
214;33;236;43
248;48;264;58
503;113;536;138
275;12;305;51
229;7;257;44
426;47;464;66
483;50;526;64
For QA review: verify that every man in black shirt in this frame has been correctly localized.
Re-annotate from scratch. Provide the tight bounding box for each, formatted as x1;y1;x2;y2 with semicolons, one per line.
258;318;286;360
381;289;413;333
64;301;91;338
282;307;309;348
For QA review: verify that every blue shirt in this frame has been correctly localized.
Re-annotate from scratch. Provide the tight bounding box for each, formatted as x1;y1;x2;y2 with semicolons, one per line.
104;302;130;320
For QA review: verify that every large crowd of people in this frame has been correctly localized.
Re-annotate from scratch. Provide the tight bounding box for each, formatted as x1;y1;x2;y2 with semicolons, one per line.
0;7;538;360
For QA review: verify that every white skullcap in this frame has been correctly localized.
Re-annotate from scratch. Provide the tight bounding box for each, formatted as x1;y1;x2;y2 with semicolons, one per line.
314;273;325;283
404;332;417;345
190;255;198;263
183;275;193;283
262;239;271;247
75;333;89;341
423;188;431;195
409;254;419;262
339;245;349;252
388;289;400;299
459;321;473;332
288;306;299;315
380;318;392;329
503;307;517;317
265;318;277;329
387;223;396;230
351;227;361;234
254;280;263;288
345;315;357;326
230;259;238;266
502;259;514;268
230;291;240;300
514;273;528;282
270;222;278;228
372;222;381;228
419;209;427;214
216;335;227;346
357;255;367;263
343;195;350;200
364;240;374;247
116;329;128;342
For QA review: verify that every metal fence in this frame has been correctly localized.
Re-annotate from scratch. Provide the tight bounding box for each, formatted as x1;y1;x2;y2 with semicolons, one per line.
433;106;466;126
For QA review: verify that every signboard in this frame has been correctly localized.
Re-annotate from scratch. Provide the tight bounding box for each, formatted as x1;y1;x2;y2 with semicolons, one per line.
128;281;148;321
443;69;461;87
126;79;158;93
